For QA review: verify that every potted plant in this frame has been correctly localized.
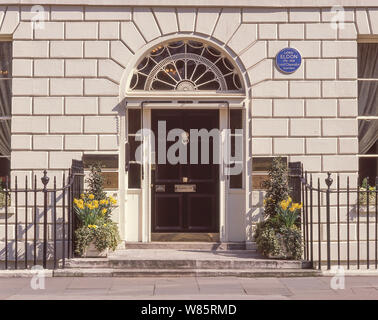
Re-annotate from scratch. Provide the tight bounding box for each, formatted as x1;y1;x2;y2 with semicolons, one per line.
73;163;120;257
254;157;303;260
359;178;377;213
255;197;303;260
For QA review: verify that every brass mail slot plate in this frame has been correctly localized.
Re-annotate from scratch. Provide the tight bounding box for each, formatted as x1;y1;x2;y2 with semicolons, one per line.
175;184;196;193
155;185;165;192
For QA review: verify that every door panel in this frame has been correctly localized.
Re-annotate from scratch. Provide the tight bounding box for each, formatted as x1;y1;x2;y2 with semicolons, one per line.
151;110;219;233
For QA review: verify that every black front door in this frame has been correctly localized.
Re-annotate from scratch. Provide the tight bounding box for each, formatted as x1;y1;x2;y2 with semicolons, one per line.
151;110;219;233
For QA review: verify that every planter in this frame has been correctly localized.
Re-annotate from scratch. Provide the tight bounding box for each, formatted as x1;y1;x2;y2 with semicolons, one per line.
82;241;108;258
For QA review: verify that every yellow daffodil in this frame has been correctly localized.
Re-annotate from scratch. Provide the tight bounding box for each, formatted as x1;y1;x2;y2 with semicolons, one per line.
280;199;289;211
88;194;95;200
102;208;107;215
100;199;107;205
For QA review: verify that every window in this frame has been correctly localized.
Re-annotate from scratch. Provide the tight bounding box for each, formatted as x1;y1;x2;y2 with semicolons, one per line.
127;109;142;189
83;154;119;190
229;109;243;189
0;41;12;185
252;157;288;190
130;40;243;92
358;43;378;183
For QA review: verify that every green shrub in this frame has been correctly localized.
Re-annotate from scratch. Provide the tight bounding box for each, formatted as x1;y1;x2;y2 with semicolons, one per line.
255;221;281;258
75;221;120;256
255;221;302;260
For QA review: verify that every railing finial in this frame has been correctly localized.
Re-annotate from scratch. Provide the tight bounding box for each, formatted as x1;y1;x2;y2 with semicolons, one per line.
41;170;49;190
325;172;333;189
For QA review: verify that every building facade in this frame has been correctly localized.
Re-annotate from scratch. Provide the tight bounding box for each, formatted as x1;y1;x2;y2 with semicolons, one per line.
0;1;377;253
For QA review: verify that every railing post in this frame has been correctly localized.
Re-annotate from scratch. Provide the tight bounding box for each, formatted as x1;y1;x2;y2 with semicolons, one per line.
325;172;333;270
41;170;49;269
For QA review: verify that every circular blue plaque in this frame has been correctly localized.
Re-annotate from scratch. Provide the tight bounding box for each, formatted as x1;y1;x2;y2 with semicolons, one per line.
276;48;302;74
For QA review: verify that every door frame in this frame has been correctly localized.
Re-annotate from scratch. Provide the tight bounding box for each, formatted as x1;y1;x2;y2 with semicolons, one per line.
122;97;248;243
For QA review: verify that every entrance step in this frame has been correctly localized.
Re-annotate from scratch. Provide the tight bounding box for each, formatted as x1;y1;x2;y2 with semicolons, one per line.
125;242;247;250
54;268;321;278
64;249;312;271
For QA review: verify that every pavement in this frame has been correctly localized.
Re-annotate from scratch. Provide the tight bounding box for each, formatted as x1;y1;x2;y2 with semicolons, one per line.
1;276;378;300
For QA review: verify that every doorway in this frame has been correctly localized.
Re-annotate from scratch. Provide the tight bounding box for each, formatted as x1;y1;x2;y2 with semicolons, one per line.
151;109;219;236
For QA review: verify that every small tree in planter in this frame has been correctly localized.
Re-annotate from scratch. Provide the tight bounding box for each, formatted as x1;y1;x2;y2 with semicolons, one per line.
263;157;290;218
255;157;303;260
74;164;120;257
85;162;107;200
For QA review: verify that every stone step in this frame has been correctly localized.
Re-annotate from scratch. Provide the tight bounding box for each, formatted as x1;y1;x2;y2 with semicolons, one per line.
54;268;321;278
64;250;312;270
124;242;248;250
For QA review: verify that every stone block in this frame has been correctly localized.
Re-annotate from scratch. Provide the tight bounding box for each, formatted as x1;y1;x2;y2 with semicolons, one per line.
290;119;321;136
84;41;109;58
273;99;304;117
33;135;63;150
65;97;97;115
306;138;337;154
65;135;97;150
274;138;305;155
153;8;178;35
33;97;64;115
84;79;118;96
305;99;337;117
289;81;321;98
13;41;48;58
50;41;83;58
322;119;358;136
213;8;240;43
50;116;82;133
50;79;83;96
84;116;118;134
65;59;97;77
120;22;145;53
251;99;272;117
251;138;272;155
243;8;287;22
133;8;160;42
11;151;48;170
177;8;196;32
99;21;119;40
252;119;288;136
65;22;97;39
34;59;64;77
195;8;219;36
305;59;336;79
51;5;84;20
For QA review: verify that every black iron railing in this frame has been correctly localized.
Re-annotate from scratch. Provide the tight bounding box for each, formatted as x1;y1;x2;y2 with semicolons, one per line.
0;160;84;270
291;162;378;270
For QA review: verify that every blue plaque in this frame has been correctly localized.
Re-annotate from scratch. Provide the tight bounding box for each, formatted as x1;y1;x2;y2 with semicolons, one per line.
276;48;302;74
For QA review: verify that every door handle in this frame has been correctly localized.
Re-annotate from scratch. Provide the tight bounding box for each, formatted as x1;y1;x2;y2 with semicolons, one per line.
182;177;188;183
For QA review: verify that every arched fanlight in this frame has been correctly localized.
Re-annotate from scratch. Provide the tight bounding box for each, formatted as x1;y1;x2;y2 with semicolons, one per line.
129;40;243;92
